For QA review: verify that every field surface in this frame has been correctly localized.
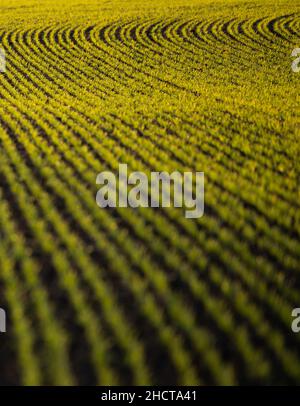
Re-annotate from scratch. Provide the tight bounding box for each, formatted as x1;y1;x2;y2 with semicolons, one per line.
0;0;300;385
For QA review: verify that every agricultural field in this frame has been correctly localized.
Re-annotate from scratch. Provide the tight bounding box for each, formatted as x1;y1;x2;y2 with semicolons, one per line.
0;0;299;386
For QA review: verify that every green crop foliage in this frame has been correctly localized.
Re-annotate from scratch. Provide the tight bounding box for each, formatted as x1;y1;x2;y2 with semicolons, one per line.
0;0;299;385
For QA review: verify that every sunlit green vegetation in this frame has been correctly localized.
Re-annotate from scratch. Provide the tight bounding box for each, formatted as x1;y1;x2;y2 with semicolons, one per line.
0;0;299;385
